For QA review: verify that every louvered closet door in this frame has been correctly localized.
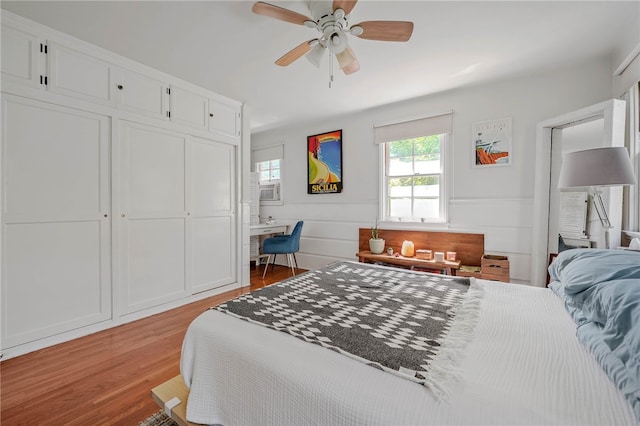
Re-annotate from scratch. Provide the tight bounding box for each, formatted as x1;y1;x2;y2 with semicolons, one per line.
190;136;236;293
1;95;111;349
117;122;189;314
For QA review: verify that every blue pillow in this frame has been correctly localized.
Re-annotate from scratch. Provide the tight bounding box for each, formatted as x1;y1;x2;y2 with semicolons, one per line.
548;249;640;295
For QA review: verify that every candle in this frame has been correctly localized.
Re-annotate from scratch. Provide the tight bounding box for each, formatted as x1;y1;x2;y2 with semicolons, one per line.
401;240;415;257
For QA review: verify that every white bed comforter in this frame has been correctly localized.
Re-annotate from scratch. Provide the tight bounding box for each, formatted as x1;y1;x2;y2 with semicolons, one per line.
181;279;635;425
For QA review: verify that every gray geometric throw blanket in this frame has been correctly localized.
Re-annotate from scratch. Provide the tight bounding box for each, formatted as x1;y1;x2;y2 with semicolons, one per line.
215;261;482;395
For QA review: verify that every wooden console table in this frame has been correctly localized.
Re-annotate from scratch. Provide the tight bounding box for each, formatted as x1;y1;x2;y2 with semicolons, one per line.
356;251;461;276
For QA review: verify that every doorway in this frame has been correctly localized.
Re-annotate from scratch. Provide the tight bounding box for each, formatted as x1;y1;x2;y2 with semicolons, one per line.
531;99;627;286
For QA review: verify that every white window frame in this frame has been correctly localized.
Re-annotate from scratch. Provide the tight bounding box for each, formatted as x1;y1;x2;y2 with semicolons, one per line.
379;134;449;224
373;112;453;227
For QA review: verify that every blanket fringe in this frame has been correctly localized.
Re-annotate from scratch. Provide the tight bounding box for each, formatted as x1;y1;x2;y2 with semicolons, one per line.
423;278;484;400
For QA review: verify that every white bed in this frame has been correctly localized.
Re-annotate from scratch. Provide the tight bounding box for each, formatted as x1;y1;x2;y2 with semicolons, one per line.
181;261;636;425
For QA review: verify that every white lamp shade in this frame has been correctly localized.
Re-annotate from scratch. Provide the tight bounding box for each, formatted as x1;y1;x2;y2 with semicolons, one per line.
558;147;636;189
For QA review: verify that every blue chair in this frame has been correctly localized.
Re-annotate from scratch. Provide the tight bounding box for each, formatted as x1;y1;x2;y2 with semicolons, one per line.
262;221;304;279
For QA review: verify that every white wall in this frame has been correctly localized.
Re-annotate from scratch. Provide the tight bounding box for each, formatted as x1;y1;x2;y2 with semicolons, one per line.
612;15;640;98
252;56;614;285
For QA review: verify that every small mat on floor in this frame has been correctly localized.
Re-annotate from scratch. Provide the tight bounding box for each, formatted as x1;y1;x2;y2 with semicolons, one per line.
139;410;178;426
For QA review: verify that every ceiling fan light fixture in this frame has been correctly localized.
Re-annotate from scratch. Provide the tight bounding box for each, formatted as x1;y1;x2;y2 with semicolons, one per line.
342;59;360;75
306;44;326;68
335;47;355;69
330;31;348;54
253;1;414;75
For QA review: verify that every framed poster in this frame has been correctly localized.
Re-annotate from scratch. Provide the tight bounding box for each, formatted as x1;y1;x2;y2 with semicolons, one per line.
307;129;343;194
472;117;512;167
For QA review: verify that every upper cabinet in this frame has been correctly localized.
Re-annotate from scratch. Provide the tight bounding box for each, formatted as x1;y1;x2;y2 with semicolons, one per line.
170;84;209;129
1;24;116;105
170;85;241;140
1;22;43;89
48;42;115;105
1;13;242;142
115;67;169;120
208;99;240;139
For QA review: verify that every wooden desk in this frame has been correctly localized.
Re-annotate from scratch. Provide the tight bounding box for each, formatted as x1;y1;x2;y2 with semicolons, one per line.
356;251;461;276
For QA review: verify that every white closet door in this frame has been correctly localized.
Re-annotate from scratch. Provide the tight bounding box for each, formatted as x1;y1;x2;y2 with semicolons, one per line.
118;122;189;314
190;137;236;293
1;95;111;349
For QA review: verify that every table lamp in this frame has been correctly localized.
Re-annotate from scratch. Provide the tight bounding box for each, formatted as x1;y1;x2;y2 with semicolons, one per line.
557;147;636;248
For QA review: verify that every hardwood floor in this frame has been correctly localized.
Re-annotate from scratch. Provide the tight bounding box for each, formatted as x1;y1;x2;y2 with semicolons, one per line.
0;264;305;425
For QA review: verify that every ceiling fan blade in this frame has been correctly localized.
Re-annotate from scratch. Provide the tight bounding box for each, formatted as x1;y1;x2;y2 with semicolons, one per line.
340;48;360;75
333;0;358;15
252;1;311;26
275;40;315;66
353;21;414;42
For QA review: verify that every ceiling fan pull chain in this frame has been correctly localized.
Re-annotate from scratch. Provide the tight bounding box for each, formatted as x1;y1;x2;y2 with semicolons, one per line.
329;52;334;88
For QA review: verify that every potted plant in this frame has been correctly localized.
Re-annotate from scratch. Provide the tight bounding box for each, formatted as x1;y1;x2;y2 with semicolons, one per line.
369;221;385;254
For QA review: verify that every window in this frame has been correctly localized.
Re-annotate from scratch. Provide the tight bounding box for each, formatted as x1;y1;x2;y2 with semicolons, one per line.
374;112;452;224
257;159;280;183
256;159;281;202
385;135;445;222
253;144;284;204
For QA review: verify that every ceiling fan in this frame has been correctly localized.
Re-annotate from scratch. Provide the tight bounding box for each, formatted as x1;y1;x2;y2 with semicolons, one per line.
252;0;414;75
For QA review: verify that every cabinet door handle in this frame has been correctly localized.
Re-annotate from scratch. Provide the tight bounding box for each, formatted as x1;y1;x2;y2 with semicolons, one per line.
103;214;108;218
117;84;124;90
209;113;214;117
121;213;126;218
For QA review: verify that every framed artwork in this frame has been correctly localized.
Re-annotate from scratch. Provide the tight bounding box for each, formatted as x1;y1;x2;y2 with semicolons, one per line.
472;117;512;167
307;129;343;194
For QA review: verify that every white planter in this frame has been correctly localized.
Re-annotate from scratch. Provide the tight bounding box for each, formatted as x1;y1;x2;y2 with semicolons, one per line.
369;238;385;254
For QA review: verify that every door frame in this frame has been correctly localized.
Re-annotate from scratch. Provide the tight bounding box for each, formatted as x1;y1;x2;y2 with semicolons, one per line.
531;99;627;286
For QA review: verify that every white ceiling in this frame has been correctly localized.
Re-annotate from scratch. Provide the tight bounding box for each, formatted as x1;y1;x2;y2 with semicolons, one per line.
2;1;638;133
